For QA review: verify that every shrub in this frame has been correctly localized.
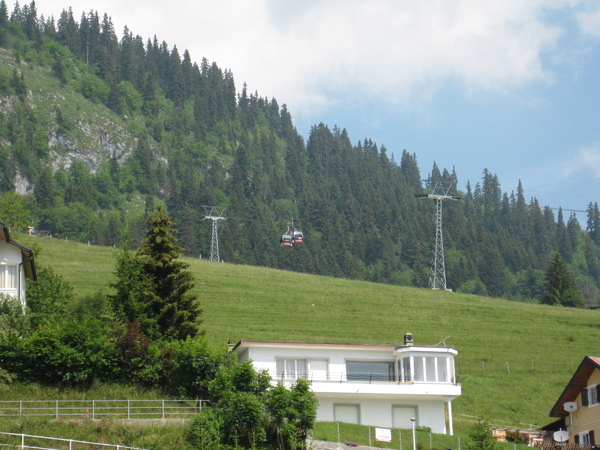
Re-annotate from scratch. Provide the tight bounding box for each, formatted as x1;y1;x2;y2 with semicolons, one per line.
187;408;224;449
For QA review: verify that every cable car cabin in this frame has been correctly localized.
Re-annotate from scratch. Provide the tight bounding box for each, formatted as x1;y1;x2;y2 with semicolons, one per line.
292;230;304;244
280;234;293;247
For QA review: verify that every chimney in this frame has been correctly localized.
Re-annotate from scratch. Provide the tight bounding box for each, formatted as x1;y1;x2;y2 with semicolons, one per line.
404;332;414;346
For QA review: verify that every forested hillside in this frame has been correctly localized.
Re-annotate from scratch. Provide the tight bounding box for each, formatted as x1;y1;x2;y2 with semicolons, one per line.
1;1;599;303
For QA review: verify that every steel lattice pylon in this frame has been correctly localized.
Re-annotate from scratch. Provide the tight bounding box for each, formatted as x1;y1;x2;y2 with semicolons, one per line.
203;206;227;262
431;197;446;290
416;181;460;290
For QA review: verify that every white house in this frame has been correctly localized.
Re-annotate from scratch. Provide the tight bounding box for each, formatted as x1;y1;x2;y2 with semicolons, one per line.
232;333;461;434
0;224;36;309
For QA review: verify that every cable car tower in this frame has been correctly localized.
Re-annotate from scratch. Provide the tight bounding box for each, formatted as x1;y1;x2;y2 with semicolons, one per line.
203;206;227;262
416;180;460;290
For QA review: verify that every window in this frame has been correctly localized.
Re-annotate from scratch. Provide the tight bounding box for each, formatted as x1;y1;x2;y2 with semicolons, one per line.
414;357;425;381
398;355;455;383
400;357;412;382
425;357;437;382
578;430;595;445
346;361;394;381
0;265;17;290
276;359;307;380
582;385;599;407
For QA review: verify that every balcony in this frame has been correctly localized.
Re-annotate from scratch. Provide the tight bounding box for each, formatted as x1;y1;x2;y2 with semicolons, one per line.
272;371;461;399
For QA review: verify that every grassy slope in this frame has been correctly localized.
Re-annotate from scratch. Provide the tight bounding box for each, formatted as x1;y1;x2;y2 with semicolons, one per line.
19;234;600;433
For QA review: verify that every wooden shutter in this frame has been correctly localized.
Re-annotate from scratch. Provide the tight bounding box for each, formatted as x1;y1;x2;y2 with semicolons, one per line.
590;430;595;445
582;388;589;406
575;434;580;444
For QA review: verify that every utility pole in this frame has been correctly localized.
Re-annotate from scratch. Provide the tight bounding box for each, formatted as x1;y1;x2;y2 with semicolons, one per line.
417;180;460;290
203;206;227;262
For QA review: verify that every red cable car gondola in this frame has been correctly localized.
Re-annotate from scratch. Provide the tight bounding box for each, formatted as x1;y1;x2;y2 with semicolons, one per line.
280;218;304;247
292;230;304;244
281;234;293;247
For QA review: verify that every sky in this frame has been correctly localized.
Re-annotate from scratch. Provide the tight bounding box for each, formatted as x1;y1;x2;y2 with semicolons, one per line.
36;0;600;220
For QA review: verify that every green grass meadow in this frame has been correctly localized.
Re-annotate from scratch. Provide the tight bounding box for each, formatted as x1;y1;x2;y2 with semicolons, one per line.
17;234;600;439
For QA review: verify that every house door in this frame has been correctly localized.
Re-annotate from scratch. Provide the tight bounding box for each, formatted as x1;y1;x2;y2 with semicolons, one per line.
392;406;417;429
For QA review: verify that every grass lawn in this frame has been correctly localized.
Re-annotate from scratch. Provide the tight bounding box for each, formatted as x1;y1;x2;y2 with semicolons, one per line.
17;234;600;431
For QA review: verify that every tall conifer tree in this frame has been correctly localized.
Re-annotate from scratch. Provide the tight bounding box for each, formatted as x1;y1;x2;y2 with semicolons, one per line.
110;206;202;340
541;252;584;308
137;205;202;340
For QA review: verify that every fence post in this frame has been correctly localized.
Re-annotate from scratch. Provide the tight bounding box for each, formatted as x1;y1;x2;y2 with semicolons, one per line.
506;362;510;374
127;400;131;420
92;399;95;420
162;399;165;419
21;433;24;448
56;399;59;419
19;400;22;419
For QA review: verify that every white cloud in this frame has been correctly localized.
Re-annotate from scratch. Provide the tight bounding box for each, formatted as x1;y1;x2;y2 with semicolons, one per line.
577;3;600;38
202;0;572;117
563;145;600;178
37;0;585;118
510;144;600;205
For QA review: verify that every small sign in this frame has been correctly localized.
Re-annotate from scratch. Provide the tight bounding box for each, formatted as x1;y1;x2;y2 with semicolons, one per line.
375;427;392;442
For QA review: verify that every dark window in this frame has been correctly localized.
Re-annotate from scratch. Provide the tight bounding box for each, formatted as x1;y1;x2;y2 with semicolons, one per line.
346;361;394;382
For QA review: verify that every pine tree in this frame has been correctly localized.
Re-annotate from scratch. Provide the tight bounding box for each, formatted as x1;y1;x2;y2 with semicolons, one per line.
541;252;584;308
136;205;202;340
466;415;498;450
110;207;202;341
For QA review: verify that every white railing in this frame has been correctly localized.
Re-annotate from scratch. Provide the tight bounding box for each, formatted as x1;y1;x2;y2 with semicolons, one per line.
0;431;147;449
0;399;208;420
274;371;457;384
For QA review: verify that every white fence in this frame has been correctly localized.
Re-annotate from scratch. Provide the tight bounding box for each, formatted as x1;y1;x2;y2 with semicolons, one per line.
0;399;208;420
0;431;148;449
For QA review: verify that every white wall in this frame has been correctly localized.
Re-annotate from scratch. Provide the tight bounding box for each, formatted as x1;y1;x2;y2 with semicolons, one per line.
0;241;22;265
316;397;448;433
0;241;26;305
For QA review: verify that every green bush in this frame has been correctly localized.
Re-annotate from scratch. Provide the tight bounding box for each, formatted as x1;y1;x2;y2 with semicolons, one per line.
170;338;234;398
0;318;118;386
187;408;225;449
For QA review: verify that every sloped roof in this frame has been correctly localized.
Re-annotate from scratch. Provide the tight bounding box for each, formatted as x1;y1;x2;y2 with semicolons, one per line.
549;356;600;417
0;224;36;281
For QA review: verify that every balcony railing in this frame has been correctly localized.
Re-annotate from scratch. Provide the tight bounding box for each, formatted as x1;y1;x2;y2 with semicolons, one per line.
274;371;457;385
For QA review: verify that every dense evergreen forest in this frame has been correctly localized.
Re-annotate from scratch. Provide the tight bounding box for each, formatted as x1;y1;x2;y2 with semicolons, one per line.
1;1;599;304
